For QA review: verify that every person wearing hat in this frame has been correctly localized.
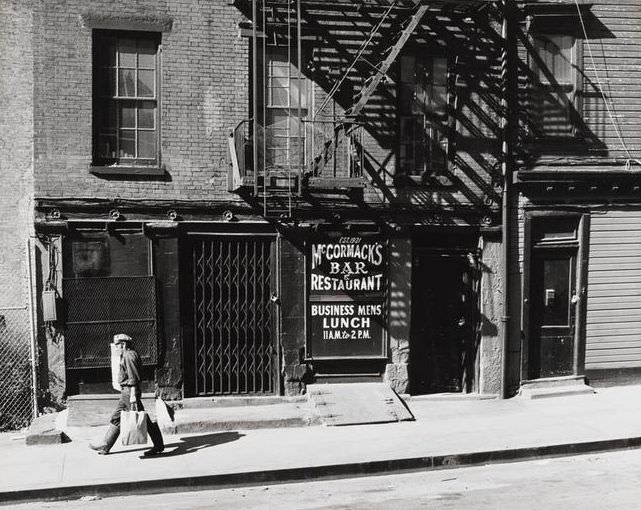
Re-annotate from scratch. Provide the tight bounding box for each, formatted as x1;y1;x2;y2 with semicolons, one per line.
90;333;165;456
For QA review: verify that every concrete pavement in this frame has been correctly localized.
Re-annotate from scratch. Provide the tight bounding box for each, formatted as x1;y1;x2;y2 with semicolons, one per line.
3;385;641;505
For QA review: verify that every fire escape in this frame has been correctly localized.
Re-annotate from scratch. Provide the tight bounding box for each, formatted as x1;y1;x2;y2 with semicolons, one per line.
228;0;493;217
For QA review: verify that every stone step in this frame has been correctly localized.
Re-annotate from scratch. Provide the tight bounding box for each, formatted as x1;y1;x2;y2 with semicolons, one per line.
162;402;318;434
67;394;157;427
181;395;306;409
519;384;596;400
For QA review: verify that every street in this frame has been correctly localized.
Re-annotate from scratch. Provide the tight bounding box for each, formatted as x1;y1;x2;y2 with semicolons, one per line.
15;448;641;510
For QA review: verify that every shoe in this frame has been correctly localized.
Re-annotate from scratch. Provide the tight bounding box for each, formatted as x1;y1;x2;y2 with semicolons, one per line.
89;424;120;455
143;446;164;457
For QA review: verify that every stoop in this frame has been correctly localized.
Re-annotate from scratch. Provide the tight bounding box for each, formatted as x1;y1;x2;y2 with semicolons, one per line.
518;376;596;399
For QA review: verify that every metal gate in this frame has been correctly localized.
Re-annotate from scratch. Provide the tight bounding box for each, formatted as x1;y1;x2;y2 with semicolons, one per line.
191;237;275;396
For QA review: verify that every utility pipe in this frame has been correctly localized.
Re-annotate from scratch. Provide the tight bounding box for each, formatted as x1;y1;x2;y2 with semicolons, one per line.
499;0;513;399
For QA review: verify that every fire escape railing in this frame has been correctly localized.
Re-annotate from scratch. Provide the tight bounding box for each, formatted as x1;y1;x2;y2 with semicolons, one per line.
228;118;364;192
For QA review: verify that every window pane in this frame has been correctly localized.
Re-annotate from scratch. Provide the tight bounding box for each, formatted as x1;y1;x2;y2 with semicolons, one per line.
138;102;155;128
95;37;117;68
97;133;117;159
432;85;447;110
97;68;116;97
401;56;415;83
536;35;573;85
120;104;136;128
289;79;307;108
138;130;156;159
119;38;137;67
118;69;136;96
137;39;156;69
433;58;447;86
96;100;117;129
269;87;288;106
137;70;155;97
119;130;135;158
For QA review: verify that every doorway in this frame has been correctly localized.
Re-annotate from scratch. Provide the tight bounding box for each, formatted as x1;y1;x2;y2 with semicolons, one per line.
410;254;478;394
183;236;277;396
528;248;577;379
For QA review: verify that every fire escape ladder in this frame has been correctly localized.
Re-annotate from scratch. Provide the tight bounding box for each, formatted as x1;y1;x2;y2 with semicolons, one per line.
345;4;429;119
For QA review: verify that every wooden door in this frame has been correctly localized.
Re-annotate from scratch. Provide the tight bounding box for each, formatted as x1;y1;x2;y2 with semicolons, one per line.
529;248;577;379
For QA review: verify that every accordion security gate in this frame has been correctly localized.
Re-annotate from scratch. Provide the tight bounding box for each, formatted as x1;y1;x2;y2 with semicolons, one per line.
191;237;275;396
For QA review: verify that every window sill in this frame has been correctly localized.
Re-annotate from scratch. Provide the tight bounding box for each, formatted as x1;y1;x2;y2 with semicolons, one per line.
90;165;165;177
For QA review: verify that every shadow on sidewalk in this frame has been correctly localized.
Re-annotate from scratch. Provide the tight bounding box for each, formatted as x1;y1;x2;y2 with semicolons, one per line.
107;431;245;458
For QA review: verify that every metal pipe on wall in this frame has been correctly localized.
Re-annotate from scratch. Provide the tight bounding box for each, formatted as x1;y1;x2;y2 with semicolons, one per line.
500;0;514;399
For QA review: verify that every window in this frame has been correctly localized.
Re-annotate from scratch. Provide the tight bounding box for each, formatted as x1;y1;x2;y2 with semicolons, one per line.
62;230;158;369
399;54;448;176
93;31;160;167
531;34;581;138
263;46;310;169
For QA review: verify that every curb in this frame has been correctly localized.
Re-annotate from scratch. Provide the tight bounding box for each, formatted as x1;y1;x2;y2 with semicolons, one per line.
2;436;641;505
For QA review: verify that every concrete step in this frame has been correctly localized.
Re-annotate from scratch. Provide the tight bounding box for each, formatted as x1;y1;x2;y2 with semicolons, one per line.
519;384;596;400
67;394;316;432
181;395;306;409
163;402;319;434
67;394;157;427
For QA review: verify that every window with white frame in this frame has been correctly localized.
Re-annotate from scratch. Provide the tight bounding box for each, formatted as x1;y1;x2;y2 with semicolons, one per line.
264;46;309;169
93;31;160;167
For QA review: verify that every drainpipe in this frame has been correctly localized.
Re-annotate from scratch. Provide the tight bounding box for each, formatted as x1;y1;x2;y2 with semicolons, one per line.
500;0;513;399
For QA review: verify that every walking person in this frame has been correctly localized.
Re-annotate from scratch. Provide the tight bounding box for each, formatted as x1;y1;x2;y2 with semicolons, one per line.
90;333;165;456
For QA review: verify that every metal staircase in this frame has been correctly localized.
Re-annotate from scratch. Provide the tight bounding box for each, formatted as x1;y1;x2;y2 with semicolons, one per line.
345;4;429;119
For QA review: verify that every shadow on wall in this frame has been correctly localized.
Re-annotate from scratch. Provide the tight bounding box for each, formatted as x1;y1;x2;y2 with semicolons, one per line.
514;6;614;166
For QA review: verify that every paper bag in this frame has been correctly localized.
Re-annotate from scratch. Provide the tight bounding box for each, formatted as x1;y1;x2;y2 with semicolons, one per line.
121;408;148;445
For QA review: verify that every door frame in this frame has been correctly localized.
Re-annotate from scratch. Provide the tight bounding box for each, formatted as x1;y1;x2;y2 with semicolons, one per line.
522;210;589;382
410;248;481;394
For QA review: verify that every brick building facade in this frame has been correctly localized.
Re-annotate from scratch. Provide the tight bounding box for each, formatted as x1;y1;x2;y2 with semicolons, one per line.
6;0;638;423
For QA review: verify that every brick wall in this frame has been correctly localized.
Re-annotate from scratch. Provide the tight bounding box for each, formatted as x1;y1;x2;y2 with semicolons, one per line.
0;0;36;428
32;0;502;225
33;0;248;202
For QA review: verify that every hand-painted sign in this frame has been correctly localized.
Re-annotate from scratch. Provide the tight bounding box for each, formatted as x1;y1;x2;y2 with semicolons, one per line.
310;302;384;357
308;236;387;359
310;237;386;298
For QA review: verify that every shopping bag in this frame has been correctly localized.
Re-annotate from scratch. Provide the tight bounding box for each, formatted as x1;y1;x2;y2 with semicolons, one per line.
121;405;148;445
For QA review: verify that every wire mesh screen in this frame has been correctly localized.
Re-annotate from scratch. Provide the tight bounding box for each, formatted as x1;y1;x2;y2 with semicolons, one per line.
192;237;275;396
0;306;34;431
63;276;158;369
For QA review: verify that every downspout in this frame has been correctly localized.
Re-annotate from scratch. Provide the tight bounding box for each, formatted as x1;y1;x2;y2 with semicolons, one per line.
500;0;513;399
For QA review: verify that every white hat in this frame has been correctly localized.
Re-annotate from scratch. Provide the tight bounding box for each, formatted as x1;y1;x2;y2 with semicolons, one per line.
113;333;132;344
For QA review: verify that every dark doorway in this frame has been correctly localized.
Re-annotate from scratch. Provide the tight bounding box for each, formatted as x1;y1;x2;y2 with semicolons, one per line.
528;248;577;379
183;236;277;397
410;254;477;394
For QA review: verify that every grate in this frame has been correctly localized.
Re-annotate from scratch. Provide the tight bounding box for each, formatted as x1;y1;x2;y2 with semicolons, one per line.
192;237;275;395
63;276;158;369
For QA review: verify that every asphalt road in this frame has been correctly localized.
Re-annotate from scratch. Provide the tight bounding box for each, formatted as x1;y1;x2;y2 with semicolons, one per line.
14;448;641;509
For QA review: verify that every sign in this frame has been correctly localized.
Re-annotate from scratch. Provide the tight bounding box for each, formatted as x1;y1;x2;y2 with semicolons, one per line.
308;236;387;359
310;237;386;299
310;302;384;357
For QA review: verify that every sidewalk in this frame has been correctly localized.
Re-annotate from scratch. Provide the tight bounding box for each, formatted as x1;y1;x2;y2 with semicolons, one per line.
3;385;641;505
